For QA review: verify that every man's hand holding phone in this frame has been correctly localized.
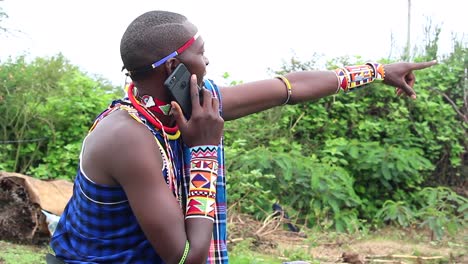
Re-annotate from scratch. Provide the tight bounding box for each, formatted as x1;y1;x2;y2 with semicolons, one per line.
170;74;224;147
164;63;203;120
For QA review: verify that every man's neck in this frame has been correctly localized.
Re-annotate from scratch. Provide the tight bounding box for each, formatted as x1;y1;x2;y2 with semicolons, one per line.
132;80;176;127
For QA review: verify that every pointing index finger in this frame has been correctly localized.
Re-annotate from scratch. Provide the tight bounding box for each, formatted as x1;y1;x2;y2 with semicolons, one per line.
411;60;438;70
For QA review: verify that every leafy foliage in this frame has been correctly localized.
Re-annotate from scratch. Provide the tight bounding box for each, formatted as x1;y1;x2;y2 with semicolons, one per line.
413;187;467;239
225;37;467;237
0;54;119;179
376;200;415;227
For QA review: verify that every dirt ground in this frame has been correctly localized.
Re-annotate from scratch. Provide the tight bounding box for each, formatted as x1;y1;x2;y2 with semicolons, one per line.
228;213;467;263
271;234;467;263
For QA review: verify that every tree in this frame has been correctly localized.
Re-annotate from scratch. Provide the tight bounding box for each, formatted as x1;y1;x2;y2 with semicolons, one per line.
0;0;7;33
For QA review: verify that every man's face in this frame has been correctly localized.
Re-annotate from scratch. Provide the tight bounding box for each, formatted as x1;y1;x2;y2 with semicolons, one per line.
177;36;209;87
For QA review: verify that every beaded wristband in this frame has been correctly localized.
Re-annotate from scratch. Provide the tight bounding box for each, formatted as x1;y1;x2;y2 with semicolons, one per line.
334;63;385;93
185;145;219;221
276;76;292;105
366;62;385;80
178;240;190;264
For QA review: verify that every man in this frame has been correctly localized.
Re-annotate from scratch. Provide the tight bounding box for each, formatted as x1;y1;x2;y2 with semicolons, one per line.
50;10;436;264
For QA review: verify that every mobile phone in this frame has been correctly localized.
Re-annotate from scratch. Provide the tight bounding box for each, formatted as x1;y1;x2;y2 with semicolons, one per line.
164;63;202;119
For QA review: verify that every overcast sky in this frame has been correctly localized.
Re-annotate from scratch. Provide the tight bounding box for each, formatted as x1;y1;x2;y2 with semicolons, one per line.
1;0;467;86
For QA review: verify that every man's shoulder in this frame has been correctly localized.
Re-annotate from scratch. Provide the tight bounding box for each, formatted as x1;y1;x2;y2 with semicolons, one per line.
90;110;154;150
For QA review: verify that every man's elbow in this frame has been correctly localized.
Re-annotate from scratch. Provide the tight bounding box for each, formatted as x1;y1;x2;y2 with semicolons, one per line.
183;244;210;264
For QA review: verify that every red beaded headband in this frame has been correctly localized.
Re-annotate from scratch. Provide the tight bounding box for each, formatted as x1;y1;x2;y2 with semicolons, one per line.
124;32;200;76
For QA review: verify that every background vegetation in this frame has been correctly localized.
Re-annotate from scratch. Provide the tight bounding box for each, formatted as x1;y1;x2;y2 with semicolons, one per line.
224;33;467;239
0;18;466;243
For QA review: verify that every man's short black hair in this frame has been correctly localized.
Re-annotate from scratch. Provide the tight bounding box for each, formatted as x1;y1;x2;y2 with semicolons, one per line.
120;10;196;76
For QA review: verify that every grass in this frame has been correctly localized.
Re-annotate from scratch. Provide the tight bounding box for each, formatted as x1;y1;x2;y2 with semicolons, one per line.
0;227;466;264
0;241;49;264
0;240;284;264
0;240;314;264
231;254;286;264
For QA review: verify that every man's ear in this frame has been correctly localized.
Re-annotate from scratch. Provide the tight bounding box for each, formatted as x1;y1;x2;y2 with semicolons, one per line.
164;58;180;76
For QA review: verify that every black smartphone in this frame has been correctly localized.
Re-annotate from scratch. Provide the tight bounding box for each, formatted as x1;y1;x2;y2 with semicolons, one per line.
164;63;202;119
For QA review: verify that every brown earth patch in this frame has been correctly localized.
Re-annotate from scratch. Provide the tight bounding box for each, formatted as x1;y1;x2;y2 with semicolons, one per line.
228;213;467;263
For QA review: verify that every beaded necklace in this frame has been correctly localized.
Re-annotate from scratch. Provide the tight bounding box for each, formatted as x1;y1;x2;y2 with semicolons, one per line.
127;83;182;202
127;83;180;138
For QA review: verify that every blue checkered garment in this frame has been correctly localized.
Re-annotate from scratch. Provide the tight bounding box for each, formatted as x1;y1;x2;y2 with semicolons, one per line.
185;80;228;263
51;79;228;263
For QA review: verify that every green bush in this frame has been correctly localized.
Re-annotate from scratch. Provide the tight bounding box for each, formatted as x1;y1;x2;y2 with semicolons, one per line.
0;54;119;179
225;38;466;235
